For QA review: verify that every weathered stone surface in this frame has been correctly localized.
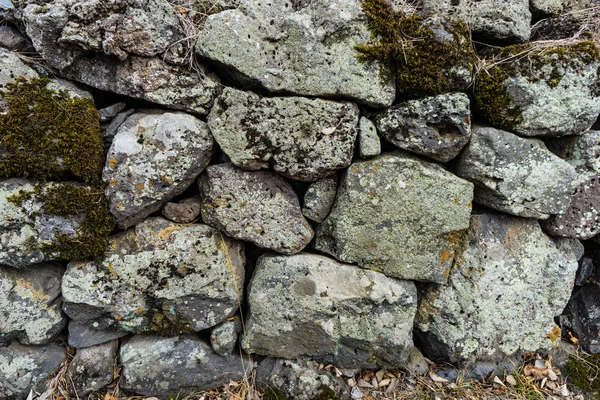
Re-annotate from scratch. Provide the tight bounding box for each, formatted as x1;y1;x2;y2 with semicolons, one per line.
0;25;32;52
103;109;135;143
22;1;221;115
103;110;215;229
120;335;246;397
66;340;118;396
208;87;359;182
196;0;395;108
456;125;577;219
98;103;127;123
199;164;313;255
531;0;564;14
0;48;37;87
415;213;579;363
422;0;531;43
302;176;338;223
561;269;600;353
375;93;471;162
162;196;202;224
242;253;417;368
358;117;381;159
315;153;473;283
62;217;245;334
0;263;65;346
210;316;241;356
68;321;128;349
0;341;67;400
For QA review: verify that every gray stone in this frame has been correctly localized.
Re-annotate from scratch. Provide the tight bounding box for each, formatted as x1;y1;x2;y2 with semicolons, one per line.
210;316;241;356
103;109;135;143
98;103;127;123
0;341;67;400
375;93;471;162
422;0;531;43
199;164;313;255
0;263;65;346
406;348;429;376
415;213;580;364
0;47;40;87
530;0;565;15
195;0;395;108
68;321;128;349
0;26;32;52
66;341;118;396
456;125;577;219
561;268;600;353
0;0;13;9
315;153;473;283
241;253;417;368
575;257;595;286
162;196;202;224
62;217;245;334
302;176;338;223
358;117;381;159
103;110;215;229
208;87;360;182
120;335;247;397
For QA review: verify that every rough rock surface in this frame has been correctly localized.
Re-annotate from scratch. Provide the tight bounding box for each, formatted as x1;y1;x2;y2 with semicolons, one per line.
422;0;531;43
103;110;215;229
210;316;242;356
456;125;577;219
199;164;313;254
315;154;473;283
242;253;417;368
0;48;37;86
302;176;339;223
0;25;33;52
415;213;580;363
358;117;381;159
530;0;564;15
0;341;67;400
208;87;360;181
120;335;246;397
68;321;127;349
195;0;395;108
98;103;127;123
162;196;202;224
561;268;600;353
62;217;245;334
375;93;471;162
0;263;65;346
66;340;118;396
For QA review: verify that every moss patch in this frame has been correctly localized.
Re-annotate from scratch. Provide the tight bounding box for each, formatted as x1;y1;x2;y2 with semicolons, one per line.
259;387;287;400
566;354;600;398
312;386;339;400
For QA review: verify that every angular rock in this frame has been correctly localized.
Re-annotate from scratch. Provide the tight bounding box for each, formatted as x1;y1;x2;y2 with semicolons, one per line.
375;93;471;162
561;269;600;353
358;117;381;159
120;335;246;397
103;110;215;229
68;321;128;349
103;109;135;144
66;340;118;396
196;0;395;108
162;196;202;224
199;164;313;254
575;257;595;286
242;253;418;368
422;0;531;43
210;316;242;356
530;0;564;16
62;217;245;334
0;341;67;400
302;176;339;223
98;103;127;123
208;87;360;182
415;213;580;363
0;25;33;52
0;263;65;346
456;125;577;219
315;153;473;283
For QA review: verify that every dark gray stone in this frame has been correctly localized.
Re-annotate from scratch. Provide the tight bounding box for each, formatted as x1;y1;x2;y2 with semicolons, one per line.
561;269;600;354
66;340;118;396
302;176;338;223
0;25;32;52
67;321;128;349
103;109;135;143
210;316;241;356
98;103;127;123
575;257;595;286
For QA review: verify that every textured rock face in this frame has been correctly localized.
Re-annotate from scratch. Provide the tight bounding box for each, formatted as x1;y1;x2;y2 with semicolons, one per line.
358;117;381;159
66;340;118;396
375;93;471;162
415;213;580;364
561;269;600;353
62;218;245;334
0;341;67;400
195;0;395;107
0;48;37;86
162;196;202;224
242;253;417;368
67;321;128;349
103;110;215;229
422;0;531;43
302;176;339;224
210;316;242;356
120;335;246;397
199;164;313;254
208;88;360;182
456;125;577;219
315;154;473;283
0;263;65;346
530;0;564;15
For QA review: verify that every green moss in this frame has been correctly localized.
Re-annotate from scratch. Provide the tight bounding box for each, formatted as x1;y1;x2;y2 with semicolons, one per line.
259;387;287;400
311;386;339;400
151;312;196;337
0;77;104;185
566;354;600;398
356;0;476;96
473;68;523;132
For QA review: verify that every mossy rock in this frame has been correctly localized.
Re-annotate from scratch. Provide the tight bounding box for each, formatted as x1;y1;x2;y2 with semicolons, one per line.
566;354;600;398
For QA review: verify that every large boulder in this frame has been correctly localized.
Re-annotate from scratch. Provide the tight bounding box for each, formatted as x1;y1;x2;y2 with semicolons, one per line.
242;253;417;368
0;263;65;346
103;110;215;229
208;88;359;182
120;335;246;397
62;217;245;334
315;153;473;283
66;340;118;396
415;213;580;364
199;164;314;254
195;0;395;108
456;125;577;219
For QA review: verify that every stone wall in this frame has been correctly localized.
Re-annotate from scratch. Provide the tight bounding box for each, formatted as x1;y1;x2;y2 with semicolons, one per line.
0;0;599;398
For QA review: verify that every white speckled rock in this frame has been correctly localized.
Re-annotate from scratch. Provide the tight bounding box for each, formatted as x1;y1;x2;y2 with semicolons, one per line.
66;340;118;396
302;176;338;223
358;117;381;159
242;253;417;368
103;110;215;229
62;217;245;334
456;125;577;219
415;213;580;363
